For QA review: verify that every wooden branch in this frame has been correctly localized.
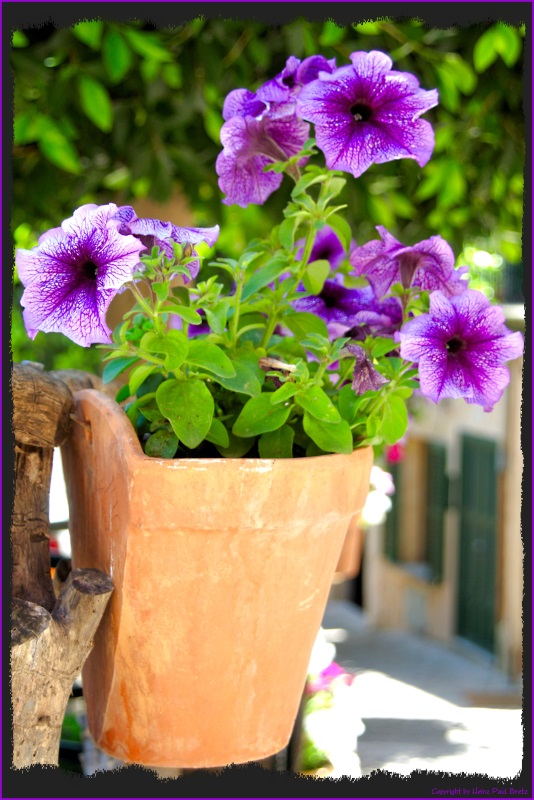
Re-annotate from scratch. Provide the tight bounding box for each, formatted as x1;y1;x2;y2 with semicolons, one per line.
11;364;74;610
10;363;114;769
11;569;114;769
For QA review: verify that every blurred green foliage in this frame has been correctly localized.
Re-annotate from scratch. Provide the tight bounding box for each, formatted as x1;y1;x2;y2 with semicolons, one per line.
11;17;525;370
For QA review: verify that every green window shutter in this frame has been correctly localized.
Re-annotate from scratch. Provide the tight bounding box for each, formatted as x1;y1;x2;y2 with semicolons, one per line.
425;443;448;582
384;462;401;561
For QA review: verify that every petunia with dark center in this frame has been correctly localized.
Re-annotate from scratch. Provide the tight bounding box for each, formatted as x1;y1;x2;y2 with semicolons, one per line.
350;103;372;122
446;336;466;354
82;260;99;279
282;75;296;88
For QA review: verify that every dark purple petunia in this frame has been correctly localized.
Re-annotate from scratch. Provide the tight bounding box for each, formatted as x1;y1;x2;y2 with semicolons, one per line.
293;278;402;340
341;343;389;394
114;206;219;280
17;204;146;347
295;225;346;270
216;113;310;207
350;226;469;300
296;50;438;178
256;54;337;105
399;290;524;411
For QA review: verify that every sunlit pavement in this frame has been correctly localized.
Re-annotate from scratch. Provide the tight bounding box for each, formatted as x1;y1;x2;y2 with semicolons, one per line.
322;600;524;779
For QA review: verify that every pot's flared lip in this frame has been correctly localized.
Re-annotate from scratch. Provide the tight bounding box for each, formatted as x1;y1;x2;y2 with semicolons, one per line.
74;388;373;469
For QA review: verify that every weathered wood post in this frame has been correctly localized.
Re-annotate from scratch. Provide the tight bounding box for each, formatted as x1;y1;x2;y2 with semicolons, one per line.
10;363;114;769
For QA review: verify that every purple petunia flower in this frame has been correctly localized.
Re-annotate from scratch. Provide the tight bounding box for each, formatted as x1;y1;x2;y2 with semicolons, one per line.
341;342;389;394
114;206;219;280
295;225;346;270
296;50;439;178
216;113;310;207
293;278;402;340
350;226;469;300
399;290;524;411
256;54;337;105
17;203;146;347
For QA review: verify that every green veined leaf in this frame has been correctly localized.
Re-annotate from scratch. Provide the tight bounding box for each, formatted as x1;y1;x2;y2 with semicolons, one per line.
78;75;114;133
258;425;294;458
295;386;341;424
215;359;262;397
241;257;289;300
381;395;409;445
186;341;236;378
302;259;330;296
270;382;299;404
102;356;138;384
128;364;158;396
302;412;353;455
140;330;189;371
205;417;230;448
232;393;292;437
144;428;179;459
215;431;255;458
324;213;352;252
284;312;329;339
156;378;214;449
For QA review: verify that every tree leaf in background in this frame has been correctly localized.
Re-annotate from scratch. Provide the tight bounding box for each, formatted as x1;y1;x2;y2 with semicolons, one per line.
103;29;133;83
78;75;114;133
71;21;103;50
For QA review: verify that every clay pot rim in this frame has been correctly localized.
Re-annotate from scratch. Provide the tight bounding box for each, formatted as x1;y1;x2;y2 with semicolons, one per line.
74;388;373;470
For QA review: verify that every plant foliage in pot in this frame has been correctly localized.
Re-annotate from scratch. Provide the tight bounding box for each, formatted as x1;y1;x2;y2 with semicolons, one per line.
15;50;523;769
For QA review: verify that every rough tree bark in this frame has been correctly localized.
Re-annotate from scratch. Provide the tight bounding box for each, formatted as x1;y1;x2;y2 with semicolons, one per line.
10;363;114;769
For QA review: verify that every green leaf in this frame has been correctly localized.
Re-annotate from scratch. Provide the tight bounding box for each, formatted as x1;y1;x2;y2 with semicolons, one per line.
102;356;138;384
473;27;498;73
204;108;223;144
232;393;292;437
205;417;230;448
494;23;522;67
241;258;289;300
215;432;255;458
115;384;131;403
78;76;114;133
156;379;214;449
302;412;353;455
215;359;262;397
278;216;299;249
71;21;103;50
324;213;352;252
258;426;294;458
144;428;179;459
337;384;358;424
172;306;203;325
152;282;169;303
319;20;346;46
270;382;299;404
186;341;236;378
381;395;409;445
12;30;29;47
302;259;330;295
37;122;82;174
291;171;328;198
204;301;230;334
140;330;189;371
284;312;329;340
296;386;341;424
370;337;399;358
102;30;132;82
129;364;158;396
123;29;173;62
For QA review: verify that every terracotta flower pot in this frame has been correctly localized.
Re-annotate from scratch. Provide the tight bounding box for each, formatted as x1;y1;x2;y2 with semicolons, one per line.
334;517;365;582
61;389;373;769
